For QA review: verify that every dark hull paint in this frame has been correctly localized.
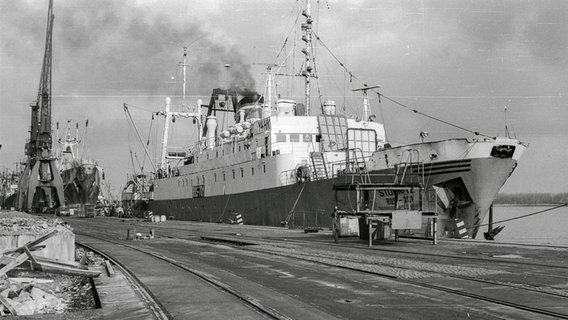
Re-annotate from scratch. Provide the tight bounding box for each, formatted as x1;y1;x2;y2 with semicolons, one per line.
140;157;518;239
61;165;101;206
145;178;339;229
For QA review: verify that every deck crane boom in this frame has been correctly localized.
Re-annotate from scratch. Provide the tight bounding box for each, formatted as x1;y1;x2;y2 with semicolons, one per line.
17;0;64;212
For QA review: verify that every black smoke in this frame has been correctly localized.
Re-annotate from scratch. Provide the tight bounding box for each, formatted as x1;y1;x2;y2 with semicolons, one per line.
1;0;256;98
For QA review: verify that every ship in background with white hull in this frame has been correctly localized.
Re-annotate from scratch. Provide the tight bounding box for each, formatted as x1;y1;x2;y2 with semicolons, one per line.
122;0;526;239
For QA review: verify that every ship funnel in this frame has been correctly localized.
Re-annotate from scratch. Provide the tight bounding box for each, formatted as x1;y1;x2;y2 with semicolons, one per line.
205;116;217;149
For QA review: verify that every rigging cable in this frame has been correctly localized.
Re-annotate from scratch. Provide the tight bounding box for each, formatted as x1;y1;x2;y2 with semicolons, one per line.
311;31;496;140
377;94;496;139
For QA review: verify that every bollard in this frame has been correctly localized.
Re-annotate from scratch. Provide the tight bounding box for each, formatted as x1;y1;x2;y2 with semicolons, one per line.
432;217;437;245
150;228;155;239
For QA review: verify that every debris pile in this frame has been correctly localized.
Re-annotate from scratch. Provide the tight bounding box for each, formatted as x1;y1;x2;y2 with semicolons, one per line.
0;270;97;316
0;212;101;316
0;276;66;315
0;211;72;236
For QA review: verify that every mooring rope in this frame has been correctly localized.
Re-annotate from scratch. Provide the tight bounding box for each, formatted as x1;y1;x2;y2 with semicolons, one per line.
476;202;568;228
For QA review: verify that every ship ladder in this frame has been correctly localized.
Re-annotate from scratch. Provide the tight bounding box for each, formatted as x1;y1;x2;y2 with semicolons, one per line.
350;148;371;184
394;149;422;185
310;152;328;180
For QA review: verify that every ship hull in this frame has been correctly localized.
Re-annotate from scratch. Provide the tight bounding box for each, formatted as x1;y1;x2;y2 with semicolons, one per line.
142;178;336;228
61;164;101;206
140;155;520;239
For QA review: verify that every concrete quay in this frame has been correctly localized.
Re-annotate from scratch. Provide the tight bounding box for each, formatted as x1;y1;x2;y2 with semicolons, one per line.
3;213;568;319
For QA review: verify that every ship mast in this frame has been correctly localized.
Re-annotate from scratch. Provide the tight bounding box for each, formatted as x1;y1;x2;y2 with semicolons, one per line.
160;98;172;171
182;47;188;109
301;0;314;115
156;50;202;172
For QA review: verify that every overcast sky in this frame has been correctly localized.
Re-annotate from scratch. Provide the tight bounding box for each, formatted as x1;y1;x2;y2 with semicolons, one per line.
1;0;567;196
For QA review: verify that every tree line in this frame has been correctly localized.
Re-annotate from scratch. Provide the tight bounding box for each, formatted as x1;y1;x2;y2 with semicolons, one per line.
494;193;568;205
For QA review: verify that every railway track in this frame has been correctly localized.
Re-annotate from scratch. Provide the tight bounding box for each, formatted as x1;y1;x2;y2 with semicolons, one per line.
77;235;299;320
197;235;568;319
67;218;568;319
76;241;171;320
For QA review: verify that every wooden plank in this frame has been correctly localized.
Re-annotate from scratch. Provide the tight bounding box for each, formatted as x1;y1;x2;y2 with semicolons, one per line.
1;230;57;255
0;294;17;316
34;256;84;269
104;260;115;277
0;253;28;278
23;246;38;264
34;260;101;277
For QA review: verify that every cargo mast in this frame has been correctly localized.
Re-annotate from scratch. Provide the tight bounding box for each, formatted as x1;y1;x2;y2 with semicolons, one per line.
17;0;64;212
301;0;314;115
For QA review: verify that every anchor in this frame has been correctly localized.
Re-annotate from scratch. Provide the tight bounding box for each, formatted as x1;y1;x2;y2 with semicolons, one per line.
483;204;504;240
484;225;505;240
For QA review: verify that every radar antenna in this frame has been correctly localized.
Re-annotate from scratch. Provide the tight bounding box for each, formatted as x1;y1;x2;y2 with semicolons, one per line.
352;85;381;121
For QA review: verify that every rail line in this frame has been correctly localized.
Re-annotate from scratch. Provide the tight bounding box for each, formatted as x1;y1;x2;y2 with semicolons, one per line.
199;235;568;319
76;241;171;320
76;234;294;320
68;219;568;319
197;231;568;271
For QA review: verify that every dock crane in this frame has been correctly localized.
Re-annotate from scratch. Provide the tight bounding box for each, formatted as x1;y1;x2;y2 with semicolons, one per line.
17;0;64;213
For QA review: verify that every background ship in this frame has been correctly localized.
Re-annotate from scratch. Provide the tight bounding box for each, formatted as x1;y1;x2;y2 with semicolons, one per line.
122;1;526;239
0;164;22;209
56;120;103;206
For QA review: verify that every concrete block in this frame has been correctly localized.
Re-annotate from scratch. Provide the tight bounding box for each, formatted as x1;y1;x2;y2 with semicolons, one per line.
13;299;35;315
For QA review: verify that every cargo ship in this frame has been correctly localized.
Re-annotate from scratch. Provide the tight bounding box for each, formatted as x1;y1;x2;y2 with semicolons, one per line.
57;120;103;207
122;1;526;238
